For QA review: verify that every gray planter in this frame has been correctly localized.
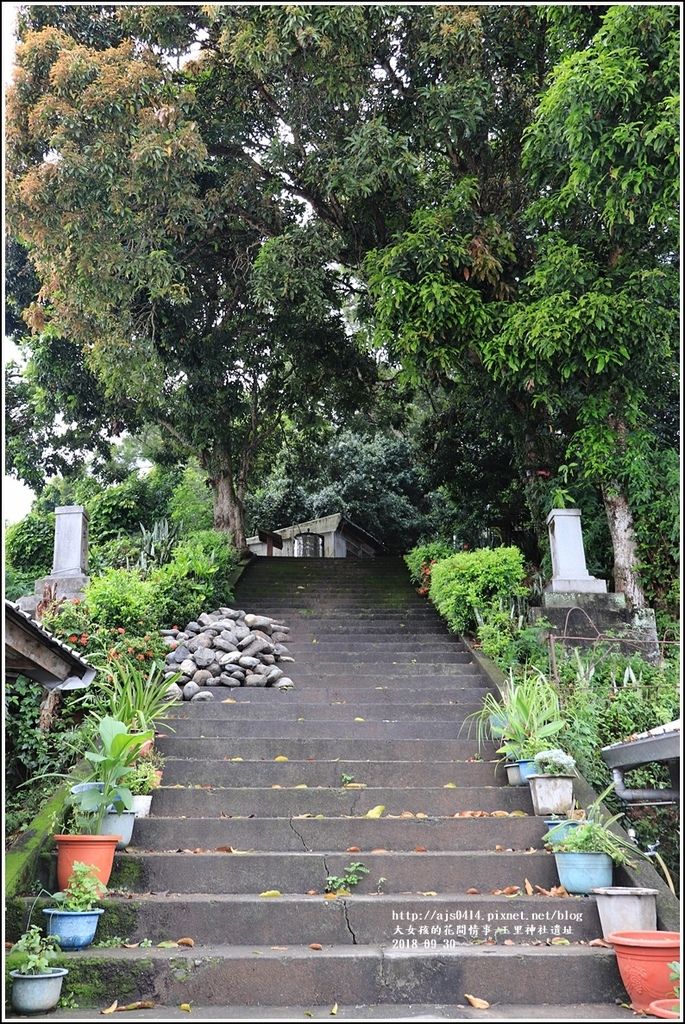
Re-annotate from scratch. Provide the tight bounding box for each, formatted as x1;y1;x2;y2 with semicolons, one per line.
505;762;524;786
591;886;658;939
101;809;136;849
528;774;575;815
10;967;68;1014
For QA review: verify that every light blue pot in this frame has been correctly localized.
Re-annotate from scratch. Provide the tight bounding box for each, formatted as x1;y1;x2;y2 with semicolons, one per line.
10;967;68;1014
101;809;136;849
554;851;613;894
42;907;104;950
544;818;581;843
70;781;104;795
517;759;537;782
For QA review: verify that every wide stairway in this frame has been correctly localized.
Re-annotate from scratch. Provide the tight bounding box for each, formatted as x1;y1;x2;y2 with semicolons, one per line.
48;556;630;1018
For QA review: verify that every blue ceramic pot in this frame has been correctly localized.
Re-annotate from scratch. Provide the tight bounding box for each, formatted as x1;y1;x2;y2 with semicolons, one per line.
544;818;581;843
554;851;613;894
10;967;68;1013
517;759;537;782
42;907;105;950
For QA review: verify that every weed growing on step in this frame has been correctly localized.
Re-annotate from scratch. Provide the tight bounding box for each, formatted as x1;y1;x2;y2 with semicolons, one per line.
340;773;355;786
325;862;369;893
93;935;127;948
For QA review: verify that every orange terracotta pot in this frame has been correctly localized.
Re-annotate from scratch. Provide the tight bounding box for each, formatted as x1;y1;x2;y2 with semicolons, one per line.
136;738;155;759
648;998;680;1019
607;931;681;1012
54;834;120;890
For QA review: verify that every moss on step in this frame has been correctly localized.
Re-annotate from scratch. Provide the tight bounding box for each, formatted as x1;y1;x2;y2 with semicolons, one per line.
57;955;156;1006
109;856;146;890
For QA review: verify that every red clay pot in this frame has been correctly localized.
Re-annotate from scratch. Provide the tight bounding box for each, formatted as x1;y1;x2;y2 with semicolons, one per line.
648;998;680;1019
54;834;120;890
607;931;681;1012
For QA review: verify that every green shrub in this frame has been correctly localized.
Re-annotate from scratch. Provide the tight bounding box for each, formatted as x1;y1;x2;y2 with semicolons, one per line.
89;534;142;573
168;465;213;531
4;565;37;601
150;530;237;626
5;511;54;575
86;568;156;631
404;540;455;587
86;476;157;544
429;546;526;635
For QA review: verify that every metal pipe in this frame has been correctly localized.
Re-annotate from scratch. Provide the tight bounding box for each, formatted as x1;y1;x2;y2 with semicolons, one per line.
610;767;679;805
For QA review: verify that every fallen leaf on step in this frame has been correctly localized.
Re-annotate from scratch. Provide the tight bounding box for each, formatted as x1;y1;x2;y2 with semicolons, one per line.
494;845;504;852
177;937;194;947
330;1004;339;1016
491;810;509;817
215;846;234;853
307;890;319;896
549;937;571;945
364;804;385;818
503;939;515;945
222;699;236;704
115;1002;156;1012
293;784;308;789
443;783;457;789
179;1005;192;1013
534;885;551;896
101;1002;118;1015
272;785;282;789
400;811;415;818
464;994;490;1009
551;885;570;898
274;755;289;762
344;783;366;789
371;848;388;853
324;892;338;900
347;846;361;853
421;891;438;896
466;888;480;895
490;889;503;896
304;1013;313;1018
157;940;179;948
589;938;612;948
271;946;289;951
510;810;528;817
502;885;520;895
354;717;365;722
259;890;282;898
414;846;428;853
122;943;140;949
524;879;534;896
309;943;323;950
231;757;243;762
415;812;428;819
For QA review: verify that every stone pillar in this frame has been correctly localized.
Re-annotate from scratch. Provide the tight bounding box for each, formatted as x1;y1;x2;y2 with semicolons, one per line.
17;506;90;617
52;505;89;577
545;508;607;593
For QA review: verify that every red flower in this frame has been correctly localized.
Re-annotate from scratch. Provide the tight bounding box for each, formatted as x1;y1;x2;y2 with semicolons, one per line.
116;627;126;635
79;634;89;644
68;634;78;643
146;650;154;658
136;654;145;661
127;647;134;654
71;598;81;605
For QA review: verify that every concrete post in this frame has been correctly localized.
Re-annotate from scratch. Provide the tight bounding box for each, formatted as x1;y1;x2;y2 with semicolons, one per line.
545;509;607;593
52;506;89;577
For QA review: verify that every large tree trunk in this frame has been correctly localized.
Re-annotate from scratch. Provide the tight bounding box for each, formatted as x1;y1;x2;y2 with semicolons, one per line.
601;482;647;609
212;470;247;553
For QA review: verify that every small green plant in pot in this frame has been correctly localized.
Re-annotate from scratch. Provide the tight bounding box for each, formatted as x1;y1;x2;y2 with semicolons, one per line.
544;784;646;894
9;926;68;1015
127;756;162;818
55;717;153;887
42;861;106;950
528;748;576;816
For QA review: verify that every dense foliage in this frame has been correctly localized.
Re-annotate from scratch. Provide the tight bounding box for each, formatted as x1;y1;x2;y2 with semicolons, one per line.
429;546;527;635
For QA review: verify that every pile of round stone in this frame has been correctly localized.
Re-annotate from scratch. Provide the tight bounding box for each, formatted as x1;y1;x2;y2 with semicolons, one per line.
161;608;294;701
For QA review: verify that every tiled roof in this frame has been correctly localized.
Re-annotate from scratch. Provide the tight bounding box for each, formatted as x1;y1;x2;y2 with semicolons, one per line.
5;599;93;669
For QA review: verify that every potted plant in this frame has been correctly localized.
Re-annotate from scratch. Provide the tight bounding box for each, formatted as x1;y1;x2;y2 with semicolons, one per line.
527;748;576;815
126;756;162;817
648;962;680;1019
543;813;581;843
55;716;153;886
42;861;106;950
90;660;180;743
9;925;68;1015
608;933;680;1012
544;784;647;895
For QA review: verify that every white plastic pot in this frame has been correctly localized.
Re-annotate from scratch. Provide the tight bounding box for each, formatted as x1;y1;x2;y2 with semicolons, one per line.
528;774;575;815
591;887;658;939
100;809;136;849
131;794;153;818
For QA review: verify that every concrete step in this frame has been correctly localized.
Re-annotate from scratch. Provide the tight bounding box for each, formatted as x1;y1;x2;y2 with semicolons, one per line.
37;944;623;1007
286;641;465;651
130;815;545;853
165;702;484;721
155;737;490;760
61;892;601;946
97;850;560;896
165;687;489;705
161;720;487;740
276;653;471;665
160;759;503;788
151;785;532;818
44;1002;638;1020
289;663;478;676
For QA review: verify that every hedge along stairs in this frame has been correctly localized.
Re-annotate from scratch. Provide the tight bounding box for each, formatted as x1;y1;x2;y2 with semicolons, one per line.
19;557;633;1018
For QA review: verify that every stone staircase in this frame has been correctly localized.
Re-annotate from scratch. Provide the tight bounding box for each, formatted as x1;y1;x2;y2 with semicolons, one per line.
36;556;632;1018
